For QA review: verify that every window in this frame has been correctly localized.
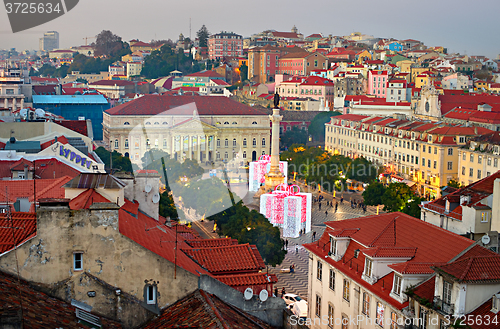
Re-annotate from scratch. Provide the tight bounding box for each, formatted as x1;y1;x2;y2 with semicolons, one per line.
481;212;489;223
478;169;482;179
233;139;237;147
329;269;335;290
315;295;321;317
342;315;348;329
443;281;452;305
423;145;426;152
330;237;336;255
125;139;129;149
262;138;266;146
163;139;167;148
73;252;83;271
478;155;482;164
343;279;350;301
114;139;119;149
217;139;221;147
376;302;385;326
146;284;156;305
252;121;257;125
470;168;474;177
146;139;150;148
428;159;431;168
243;151;246;159
470;154;474;163
488;157;492;166
328;304;334;328
252;138;256;147
243;138;247;147
362;292;370;315
434;147;437;154
135;139;139;149
124;122;130;125
495;158;499;168
463;152;466;161
447;162;452;170
433;161;437;169
393;274;402;295
364;258;373;277
391;312;398;329
448;148;453;155
317;261;322;281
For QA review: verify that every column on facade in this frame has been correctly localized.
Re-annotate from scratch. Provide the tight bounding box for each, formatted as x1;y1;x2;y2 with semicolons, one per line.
171;135;176;158
188;135;193;160
12;98;16;110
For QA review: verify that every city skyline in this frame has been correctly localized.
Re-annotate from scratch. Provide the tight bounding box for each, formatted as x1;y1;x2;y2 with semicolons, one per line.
0;0;499;58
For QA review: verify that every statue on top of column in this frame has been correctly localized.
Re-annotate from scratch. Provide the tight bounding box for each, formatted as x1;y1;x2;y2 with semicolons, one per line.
273;93;280;109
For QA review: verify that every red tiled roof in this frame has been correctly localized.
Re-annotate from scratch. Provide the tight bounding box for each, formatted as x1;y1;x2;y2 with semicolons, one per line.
139;289;274;329
435;252;500;283
0;176;72;204
181;244;265;275
411;275;435;303
304;213;475;309
300;76;334;87
328;114;369;124
217;272;278;287
55;120;89;137
0;212;36;254
439;94;500;115
468;296;500;329
31;76;59;84
69;189;111;209
9;158;33;171
40;135;69;150
362;246;417;258
0;270;122;328
105;95;268;116
118;206;209;277
90;80;135;86
186;238;238;248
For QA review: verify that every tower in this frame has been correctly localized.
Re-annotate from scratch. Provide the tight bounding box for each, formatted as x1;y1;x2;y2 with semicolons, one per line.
264;94;285;190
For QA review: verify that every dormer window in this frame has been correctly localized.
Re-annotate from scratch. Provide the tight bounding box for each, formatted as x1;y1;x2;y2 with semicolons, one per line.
330;237;337;256
494;146;500;155
492;294;500;313
411;132;415;139
428;135;433;142
393;274;402;296
364;258;373;277
398;131;403;138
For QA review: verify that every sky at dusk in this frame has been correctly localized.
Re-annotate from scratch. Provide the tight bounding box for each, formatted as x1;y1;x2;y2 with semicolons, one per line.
0;0;499;59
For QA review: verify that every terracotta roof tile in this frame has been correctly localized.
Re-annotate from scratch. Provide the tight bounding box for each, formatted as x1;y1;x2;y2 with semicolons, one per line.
186;238;238;248
0;212;36;255
0;270;122;328
69;189;111;210
217;272;278;287
181;244;266;275
139;289;274;329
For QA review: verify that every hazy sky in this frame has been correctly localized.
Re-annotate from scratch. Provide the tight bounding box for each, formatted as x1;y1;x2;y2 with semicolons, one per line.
1;0;499;59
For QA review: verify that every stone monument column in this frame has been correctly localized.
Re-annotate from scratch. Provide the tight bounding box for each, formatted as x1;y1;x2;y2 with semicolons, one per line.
265;93;285;190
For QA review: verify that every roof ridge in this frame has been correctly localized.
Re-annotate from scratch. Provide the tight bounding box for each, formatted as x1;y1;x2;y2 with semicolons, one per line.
460;257;475;281
199;289;229;329
368;217;397;247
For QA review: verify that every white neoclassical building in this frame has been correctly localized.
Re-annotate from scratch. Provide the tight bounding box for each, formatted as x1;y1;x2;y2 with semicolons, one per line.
103;95;271;167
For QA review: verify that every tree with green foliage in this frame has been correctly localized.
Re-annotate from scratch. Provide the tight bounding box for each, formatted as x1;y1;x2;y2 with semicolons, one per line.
208;201;285;266
94;147;133;173
159;191;185;221
35;64;56;77
308;111;342;141
197;25;210;48
362;182;387;206
281;126;308;150
446;179;462;189
239;63;248;82
346;157;379;183
141;44;199;79
381;182;414;213
92;30;128;58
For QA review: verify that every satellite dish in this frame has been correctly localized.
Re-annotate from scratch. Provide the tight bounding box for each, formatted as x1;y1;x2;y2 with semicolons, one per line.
244;287;253;300
259;289;268;302
20;108;28;118
152;193;160;204
35;108;45;118
482;234;491;245
144;184;152;193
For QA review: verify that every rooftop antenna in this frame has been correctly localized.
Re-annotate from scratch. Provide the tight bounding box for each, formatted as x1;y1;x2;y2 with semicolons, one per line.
189;17;191;41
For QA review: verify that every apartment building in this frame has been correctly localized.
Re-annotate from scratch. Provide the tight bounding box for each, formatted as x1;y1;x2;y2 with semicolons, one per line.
303;212;475;329
458;132;500;186
208;32;243;60
325;114;492;198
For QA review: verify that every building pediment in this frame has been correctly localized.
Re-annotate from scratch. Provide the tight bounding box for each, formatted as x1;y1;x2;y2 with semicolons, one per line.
171;118;218;134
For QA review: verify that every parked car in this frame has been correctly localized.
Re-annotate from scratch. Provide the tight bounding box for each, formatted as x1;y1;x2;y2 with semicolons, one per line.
283;293;308;318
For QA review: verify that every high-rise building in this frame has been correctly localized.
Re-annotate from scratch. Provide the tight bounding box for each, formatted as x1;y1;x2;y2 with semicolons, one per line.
39;31;59;52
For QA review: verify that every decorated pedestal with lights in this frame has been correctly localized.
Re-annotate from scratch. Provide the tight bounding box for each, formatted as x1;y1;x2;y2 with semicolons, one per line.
259;184;311;238
249;155;287;192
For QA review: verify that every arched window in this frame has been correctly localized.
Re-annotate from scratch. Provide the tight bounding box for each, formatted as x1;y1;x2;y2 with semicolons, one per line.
145;122;151;125
232;122;237;124
224;152;228;159
262;138;266;146
163;139;167;148
233;138;237;147
243;138;247;147
162;122;168;125
124;122;130;125
114;139;118;149
252;121;257;125
124;139;129;149
155;139;158;147
243;151;246;158
224;122;229;125
217;139;220;147
253;138;256;147
154;122;159;125
224;139;229;148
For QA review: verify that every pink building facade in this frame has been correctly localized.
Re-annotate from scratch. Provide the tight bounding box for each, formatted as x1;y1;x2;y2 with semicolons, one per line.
208;32;243;60
368;70;388;98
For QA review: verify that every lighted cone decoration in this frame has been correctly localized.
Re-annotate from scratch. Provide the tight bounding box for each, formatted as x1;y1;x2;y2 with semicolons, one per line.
249;155;288;192
260;184;311;238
